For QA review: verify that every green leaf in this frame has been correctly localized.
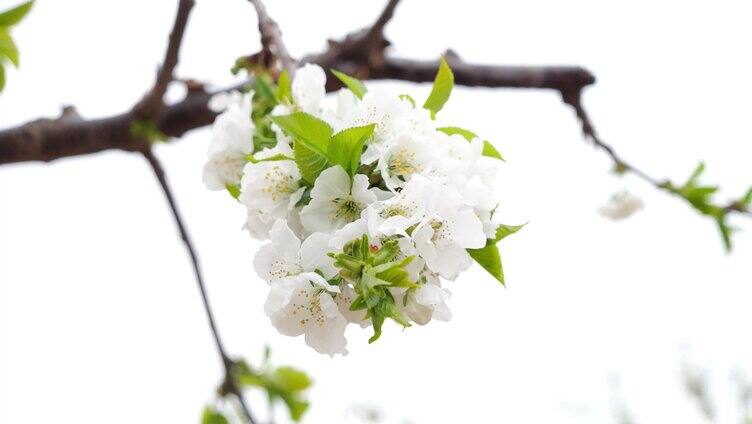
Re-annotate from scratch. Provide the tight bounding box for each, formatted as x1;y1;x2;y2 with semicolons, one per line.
0;30;19;67
225;183;241;199
201;406;229;424
272;112;334;183
686;161;705;187
468;243;504;285
0;64;5;92
327;124;375;177
716;216;733;252
437;126;504;160
279;394;309;422
276;70;292;103
331;69;367;99
254;73;277;103
493;223;526;242
368;313;385;343
271;112;332;149
294;139;330;184
272;366;313;392
0;1;34;27
741;187;752;207
422;56;454;119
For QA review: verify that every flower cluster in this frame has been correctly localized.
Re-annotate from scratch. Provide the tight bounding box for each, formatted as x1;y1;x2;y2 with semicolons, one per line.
204;59;519;355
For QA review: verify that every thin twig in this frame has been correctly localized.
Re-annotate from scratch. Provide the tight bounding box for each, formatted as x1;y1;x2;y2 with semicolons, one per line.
247;0;296;75
141;148;258;424
134;0;196;118
562;89;751;216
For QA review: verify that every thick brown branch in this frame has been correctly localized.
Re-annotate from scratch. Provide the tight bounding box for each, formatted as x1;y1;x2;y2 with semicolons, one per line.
247;0;296;75
0;60;596;165
133;0;195;118
142;148;258;424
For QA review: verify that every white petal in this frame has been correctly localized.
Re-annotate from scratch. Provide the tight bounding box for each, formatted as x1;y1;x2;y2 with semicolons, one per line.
300;233;337;278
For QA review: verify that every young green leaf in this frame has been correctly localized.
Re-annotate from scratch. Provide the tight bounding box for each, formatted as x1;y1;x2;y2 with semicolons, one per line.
0;1;34;27
468;242;505;285
0;64;5;92
331;69;367;99
437;126;504;160
294;139;330;184
423;56;454;119
253;72;277;103
276;70;292;103
225;183;241;199
327;124;375;177
271;366;313;392
271;112;333;149
201;406;229;424
493;223;526;242
0;30;19;66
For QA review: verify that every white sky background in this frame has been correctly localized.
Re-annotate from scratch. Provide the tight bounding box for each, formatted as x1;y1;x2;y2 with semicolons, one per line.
1;0;751;423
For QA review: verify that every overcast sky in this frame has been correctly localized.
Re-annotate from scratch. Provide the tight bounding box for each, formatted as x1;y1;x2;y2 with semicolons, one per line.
1;1;751;423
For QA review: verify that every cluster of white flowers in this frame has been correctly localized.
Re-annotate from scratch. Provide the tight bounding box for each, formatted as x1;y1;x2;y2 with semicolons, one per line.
204;61;514;355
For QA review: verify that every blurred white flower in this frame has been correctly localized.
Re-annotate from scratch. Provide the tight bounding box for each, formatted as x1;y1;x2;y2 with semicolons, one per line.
599;190;644;220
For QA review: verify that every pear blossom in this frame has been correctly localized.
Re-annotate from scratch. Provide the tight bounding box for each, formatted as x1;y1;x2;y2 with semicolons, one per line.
264;272;348;356
239;143;304;239
203;91;254;190
292;63;327;115
254;220;337;282
399;278;452;325
377;134;434;190
599;190;644;220
205;61;516;355
411;180;486;279
300;166;378;234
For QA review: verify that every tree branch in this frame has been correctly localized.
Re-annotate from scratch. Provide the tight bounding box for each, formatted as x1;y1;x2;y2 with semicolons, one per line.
247;0;296;75
133;0;195;118
142;148;258;424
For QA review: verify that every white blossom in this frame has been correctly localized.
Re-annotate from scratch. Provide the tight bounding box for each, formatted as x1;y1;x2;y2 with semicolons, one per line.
264;272;348;356
203;91;254;190
411;179;486;279
599;190;644;220
239;143;304;239
300;166;378;234
254;219;337;283
292;63;327;115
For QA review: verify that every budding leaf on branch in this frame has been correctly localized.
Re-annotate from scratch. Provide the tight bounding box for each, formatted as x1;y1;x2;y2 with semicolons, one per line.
662;161;746;252
327;124;375;177
437;126;504;160
0;1;33;27
423;56;454;119
0;1;34;93
331;69;367;99
233;357;312;422
201;406;229;424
